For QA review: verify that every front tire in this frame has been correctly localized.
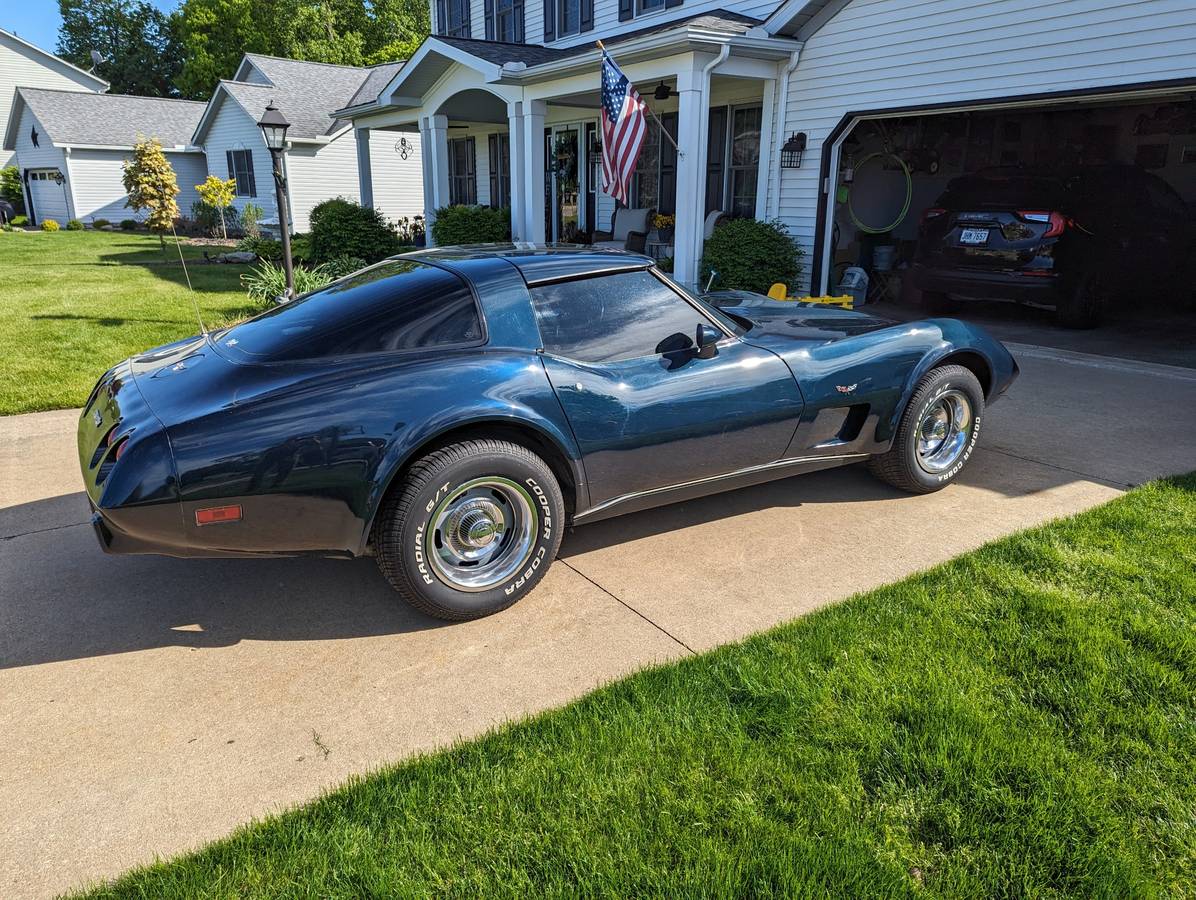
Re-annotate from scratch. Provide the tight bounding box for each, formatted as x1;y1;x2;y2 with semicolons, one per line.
374;440;565;621
867;365;985;494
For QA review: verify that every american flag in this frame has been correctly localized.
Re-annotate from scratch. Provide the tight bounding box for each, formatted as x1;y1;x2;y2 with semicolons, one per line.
600;49;647;206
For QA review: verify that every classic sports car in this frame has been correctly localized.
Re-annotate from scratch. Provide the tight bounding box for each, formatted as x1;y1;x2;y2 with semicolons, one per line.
79;246;1018;620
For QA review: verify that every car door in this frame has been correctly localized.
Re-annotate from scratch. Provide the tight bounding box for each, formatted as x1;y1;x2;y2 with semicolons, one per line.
529;268;804;507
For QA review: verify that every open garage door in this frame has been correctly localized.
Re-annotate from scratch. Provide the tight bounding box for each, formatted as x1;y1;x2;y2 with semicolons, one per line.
812;79;1196;366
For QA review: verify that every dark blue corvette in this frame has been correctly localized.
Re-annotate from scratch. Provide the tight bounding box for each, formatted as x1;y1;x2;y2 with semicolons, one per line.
79;245;1017;619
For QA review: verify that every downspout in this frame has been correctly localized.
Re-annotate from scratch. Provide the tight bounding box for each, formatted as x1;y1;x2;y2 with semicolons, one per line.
690;43;729;278
768;48;801;220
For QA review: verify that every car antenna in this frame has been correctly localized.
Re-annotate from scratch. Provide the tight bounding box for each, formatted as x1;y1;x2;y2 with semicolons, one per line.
170;223;207;336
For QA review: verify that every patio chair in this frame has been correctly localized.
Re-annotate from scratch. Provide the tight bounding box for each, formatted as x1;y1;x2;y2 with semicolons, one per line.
704;209;728;240
591;207;654;253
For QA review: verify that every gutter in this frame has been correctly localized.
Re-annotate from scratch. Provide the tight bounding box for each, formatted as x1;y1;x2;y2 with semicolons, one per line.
768;48;802;220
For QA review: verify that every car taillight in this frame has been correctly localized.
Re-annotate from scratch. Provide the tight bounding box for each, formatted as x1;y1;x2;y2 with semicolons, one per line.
1018;210;1068;238
922;207;946;222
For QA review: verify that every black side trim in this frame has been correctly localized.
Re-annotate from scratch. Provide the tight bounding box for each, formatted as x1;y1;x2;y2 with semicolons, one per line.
544;0;555;41
618;0;633;22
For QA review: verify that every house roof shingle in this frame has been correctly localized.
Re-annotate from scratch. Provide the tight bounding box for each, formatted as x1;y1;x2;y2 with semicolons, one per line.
14;87;205;148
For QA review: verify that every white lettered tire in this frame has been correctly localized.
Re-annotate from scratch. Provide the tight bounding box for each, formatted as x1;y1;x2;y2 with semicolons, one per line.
867;365;985;494
374;439;564;620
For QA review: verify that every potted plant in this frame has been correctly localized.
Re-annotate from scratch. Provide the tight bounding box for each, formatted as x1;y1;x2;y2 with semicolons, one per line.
654;213;675;244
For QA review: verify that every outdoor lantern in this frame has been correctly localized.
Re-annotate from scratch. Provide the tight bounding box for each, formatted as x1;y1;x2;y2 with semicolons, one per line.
257;101;290;152
780;132;807;168
653;81;671;101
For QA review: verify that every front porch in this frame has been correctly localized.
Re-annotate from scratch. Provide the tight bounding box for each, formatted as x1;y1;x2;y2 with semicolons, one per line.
343;16;800;286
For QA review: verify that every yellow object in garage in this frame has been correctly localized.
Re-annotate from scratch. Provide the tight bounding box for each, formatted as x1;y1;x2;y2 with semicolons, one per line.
795;294;856;309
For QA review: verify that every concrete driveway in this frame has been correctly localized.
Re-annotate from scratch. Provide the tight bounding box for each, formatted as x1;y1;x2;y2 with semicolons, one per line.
2;343;1194;898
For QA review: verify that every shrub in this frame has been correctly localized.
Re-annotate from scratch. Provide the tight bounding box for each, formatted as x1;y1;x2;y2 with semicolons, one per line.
11;215;27;227
309;197;399;264
235;235;282;259
0;165;25;215
191;200;241;238
66;218;84;231
241;202;264;238
119;219;138;230
195;175;236;239
92;218;111;229
1;223;12;232
242;261;333;305
700;218;803;294
289;232;314;263
431;205;510;246
323;255;367;279
41;219;60;232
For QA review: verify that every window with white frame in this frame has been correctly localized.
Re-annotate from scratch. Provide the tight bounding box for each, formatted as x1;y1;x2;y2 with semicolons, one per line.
487;0;524;41
437;0;470;37
226;149;256;197
558;0;581;36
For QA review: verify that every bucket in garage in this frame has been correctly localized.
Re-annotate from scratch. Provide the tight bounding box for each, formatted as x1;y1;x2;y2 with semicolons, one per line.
836;266;869;307
872;244;896;271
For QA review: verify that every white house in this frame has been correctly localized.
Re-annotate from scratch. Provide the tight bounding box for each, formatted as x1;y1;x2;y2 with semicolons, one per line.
340;0;1196;291
0;27;108;168
2;87;207;225
191;54;425;233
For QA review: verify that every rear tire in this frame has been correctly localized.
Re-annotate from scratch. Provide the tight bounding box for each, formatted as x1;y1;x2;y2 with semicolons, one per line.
921;290;961;315
867;365;985;494
1057;270;1103;329
374;440;565;621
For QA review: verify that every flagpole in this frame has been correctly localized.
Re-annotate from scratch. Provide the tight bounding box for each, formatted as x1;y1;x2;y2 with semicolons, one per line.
597;40;683;156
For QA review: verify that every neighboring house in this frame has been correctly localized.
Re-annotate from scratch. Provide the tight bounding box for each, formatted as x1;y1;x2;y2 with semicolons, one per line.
0;27;108;168
338;0;1196;289
2;88;206;225
191;54;424;233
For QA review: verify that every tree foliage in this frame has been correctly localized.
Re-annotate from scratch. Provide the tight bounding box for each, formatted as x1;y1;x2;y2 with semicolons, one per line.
57;0;182;97
122;138;180;244
173;0;430;99
196;175;236;238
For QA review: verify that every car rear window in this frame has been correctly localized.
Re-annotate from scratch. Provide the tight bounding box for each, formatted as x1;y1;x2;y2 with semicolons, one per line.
938;173;1066;209
216;260;483;362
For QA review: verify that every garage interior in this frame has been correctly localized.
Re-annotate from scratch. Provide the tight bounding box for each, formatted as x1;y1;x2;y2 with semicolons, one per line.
822;88;1196;368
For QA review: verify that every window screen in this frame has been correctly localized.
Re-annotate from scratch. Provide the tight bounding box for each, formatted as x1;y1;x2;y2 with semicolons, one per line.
226;149;256;197
219;261;482;361
530;270;711;364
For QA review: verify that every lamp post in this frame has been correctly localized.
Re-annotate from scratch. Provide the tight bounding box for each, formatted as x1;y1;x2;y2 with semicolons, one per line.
258;101;294;299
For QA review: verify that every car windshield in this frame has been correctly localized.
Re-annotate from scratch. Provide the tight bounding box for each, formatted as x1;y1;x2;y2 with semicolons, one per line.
214;260;483;362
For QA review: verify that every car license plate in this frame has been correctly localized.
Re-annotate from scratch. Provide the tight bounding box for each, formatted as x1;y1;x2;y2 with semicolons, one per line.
959;228;989;245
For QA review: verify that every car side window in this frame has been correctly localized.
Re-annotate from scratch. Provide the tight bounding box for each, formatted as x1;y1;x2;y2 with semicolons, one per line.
530;270;713;364
219;261;482;361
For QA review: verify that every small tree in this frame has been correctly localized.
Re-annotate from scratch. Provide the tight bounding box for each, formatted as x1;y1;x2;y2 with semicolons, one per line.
195;175;236;239
122;137;179;247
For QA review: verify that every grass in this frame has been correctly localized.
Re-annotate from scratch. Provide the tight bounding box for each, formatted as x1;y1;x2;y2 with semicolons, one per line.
0;230;255;415
80;475;1195;898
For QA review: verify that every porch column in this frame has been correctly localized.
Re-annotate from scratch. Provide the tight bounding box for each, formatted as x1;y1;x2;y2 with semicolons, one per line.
506;101;526;241
521;99;547;243
355;128;373;209
422;114;451;246
672;65;708;288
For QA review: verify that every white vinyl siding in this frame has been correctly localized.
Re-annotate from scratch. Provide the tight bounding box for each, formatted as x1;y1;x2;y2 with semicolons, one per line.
368;131;426;225
63;149;206;223
284;133;362;232
11;105;67;223
546;0;781;48
775;0;1196;289
200;96;277;221
0;31;106;167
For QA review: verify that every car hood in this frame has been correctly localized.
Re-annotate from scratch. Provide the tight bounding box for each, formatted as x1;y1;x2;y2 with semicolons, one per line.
706;292;898;344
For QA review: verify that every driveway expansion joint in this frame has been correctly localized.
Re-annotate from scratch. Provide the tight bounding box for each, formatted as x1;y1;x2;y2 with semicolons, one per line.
557;557;696;655
979;446;1134;491
0;520;89;542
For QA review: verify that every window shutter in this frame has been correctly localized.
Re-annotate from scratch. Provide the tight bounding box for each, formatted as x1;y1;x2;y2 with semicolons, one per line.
464;0;471;36
488;134;499;209
665;0;682;8
466;137;477;205
436;0;447;34
580;0;593;32
543;0;555;41
513;0;525;41
244;150;256;197
617;0;633;23
225;150;234;181
484;0;494;39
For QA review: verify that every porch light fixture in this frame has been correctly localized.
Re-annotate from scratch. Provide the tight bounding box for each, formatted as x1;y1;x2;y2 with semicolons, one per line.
781;132;807;169
653;81;672;101
258;101;295;300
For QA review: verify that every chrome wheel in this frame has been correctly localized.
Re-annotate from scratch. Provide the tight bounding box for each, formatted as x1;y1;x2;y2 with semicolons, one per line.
916;390;972;473
426;477;537;591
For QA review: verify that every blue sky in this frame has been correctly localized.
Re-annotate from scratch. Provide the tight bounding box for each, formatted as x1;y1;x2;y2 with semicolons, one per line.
5;0;181;55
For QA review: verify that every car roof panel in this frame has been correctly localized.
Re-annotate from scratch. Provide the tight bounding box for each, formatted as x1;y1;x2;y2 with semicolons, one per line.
404;243;654;285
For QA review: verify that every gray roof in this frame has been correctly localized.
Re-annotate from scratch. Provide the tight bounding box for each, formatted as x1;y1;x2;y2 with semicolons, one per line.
13;87;204;148
434;10;762;67
220;55;391;139
345;61;406;109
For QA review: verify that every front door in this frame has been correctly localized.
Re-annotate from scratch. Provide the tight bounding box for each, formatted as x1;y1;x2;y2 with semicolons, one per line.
529;268;803;506
551;126;581;242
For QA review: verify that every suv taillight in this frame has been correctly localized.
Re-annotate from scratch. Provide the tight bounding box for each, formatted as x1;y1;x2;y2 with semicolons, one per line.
1018;210;1068;238
922;207;946;222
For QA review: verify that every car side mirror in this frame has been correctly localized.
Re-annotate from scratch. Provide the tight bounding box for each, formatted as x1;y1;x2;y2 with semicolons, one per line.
695;323;720;359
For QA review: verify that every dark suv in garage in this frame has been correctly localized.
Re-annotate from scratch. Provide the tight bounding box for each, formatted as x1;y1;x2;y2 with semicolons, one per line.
912;165;1195;327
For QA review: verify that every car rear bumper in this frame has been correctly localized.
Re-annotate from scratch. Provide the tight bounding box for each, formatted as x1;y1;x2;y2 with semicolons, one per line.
913;264;1063;305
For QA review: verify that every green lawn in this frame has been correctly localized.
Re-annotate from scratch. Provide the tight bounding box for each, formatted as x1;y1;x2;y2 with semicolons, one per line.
81;476;1195;898
0;230;255;415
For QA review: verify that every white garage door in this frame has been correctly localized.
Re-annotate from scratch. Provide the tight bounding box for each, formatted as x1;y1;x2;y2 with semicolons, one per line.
28;169;69;224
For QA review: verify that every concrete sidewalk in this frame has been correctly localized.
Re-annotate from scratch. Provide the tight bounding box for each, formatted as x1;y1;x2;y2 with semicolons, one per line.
2;345;1194;898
